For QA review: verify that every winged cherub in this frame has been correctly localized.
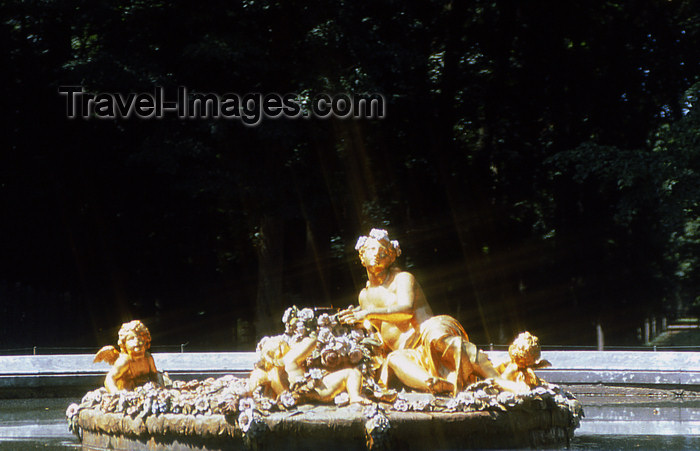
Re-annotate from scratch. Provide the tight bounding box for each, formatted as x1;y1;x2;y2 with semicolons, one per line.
497;332;551;391
93;320;159;393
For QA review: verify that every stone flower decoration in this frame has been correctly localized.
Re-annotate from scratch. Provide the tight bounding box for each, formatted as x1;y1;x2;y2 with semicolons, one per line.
279;305;385;397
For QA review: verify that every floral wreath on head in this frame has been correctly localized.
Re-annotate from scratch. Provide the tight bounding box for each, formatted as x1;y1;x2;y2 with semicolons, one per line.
355;229;401;257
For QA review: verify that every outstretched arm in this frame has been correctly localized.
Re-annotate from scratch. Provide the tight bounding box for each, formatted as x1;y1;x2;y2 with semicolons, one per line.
340;272;416;323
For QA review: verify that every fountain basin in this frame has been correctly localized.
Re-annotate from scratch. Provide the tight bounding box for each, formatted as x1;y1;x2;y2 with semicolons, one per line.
75;393;579;450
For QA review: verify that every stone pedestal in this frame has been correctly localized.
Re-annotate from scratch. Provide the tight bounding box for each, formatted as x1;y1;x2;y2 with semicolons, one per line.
76;398;578;450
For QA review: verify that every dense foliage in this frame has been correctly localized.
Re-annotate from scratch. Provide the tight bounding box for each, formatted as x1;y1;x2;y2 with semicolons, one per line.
1;0;698;350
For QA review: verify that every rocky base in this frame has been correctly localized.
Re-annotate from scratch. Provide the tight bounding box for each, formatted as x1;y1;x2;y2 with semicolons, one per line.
78;403;575;451
69;378;582;450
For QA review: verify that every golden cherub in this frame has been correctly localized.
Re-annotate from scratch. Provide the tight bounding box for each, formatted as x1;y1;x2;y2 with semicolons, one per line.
248;335;370;405
94;320;159;393
497;332;551;391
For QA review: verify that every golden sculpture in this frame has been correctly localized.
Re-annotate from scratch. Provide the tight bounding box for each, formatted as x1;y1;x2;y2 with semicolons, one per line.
94;320;160;393
497;332;551;389
339;229;521;395
248;335;371;405
66;228;582;450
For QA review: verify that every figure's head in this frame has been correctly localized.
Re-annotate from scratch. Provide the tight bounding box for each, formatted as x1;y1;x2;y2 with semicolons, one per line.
508;332;541;369
256;335;290;371
355;229;401;270
118;320;151;357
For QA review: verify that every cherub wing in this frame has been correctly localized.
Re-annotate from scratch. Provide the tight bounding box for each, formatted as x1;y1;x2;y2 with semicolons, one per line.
94;345;120;365
532;359;552;370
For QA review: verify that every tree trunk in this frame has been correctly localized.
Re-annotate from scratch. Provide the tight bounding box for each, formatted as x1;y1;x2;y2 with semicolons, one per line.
254;215;285;339
302;220;331;307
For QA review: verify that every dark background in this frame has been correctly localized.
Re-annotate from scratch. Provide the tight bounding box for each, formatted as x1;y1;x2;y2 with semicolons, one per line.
1;0;698;352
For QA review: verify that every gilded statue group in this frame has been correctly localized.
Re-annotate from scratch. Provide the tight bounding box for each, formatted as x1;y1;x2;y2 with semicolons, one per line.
94;229;550;406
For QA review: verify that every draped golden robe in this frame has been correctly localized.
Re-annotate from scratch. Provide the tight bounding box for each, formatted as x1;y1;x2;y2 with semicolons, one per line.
380;315;477;389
